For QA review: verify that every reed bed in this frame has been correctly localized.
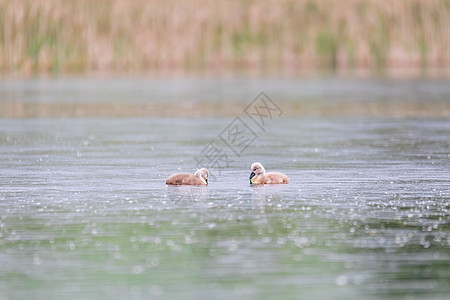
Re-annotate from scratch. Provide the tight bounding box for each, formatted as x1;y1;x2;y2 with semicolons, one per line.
1;0;450;74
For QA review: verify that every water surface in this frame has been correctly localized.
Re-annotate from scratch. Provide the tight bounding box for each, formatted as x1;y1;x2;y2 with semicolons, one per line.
0;78;449;299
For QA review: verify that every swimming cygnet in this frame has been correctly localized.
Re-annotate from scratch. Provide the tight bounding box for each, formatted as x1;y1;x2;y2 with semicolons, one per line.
249;162;289;184
166;168;209;185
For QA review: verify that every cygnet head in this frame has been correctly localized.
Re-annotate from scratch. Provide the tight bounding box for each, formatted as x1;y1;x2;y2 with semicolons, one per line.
249;162;265;179
195;168;209;184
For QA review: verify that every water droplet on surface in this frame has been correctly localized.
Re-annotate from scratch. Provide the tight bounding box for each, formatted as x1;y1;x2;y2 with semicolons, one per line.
133;265;145;274
33;253;41;265
69;242;76;250
335;275;348;286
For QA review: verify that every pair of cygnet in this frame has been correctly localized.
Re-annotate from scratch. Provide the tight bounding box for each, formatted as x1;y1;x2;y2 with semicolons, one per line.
166;162;289;185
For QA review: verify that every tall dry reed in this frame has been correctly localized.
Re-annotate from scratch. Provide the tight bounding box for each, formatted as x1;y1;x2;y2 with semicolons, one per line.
1;0;449;74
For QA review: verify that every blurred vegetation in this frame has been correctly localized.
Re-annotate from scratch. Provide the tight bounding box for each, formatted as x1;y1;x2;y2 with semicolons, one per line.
1;0;450;74
1;99;448;118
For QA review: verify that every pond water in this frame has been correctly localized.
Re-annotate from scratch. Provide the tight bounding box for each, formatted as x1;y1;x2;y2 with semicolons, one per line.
0;77;449;299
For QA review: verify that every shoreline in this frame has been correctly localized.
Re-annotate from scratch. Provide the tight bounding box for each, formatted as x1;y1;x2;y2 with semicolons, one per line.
1;100;448;118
